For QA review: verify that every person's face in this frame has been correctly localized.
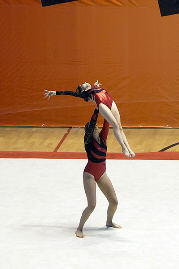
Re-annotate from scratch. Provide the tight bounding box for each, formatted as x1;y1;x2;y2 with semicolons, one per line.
81;82;91;91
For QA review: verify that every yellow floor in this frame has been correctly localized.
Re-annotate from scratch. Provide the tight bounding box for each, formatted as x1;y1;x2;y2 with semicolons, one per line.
0;127;179;153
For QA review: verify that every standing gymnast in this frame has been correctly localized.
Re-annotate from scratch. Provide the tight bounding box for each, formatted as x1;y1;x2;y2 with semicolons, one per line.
76;107;121;238
44;80;135;158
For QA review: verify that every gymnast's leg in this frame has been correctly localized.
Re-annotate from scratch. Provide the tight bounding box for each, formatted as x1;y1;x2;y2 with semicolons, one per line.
111;101;135;157
99;103;131;158
76;172;96;238
97;172;122;228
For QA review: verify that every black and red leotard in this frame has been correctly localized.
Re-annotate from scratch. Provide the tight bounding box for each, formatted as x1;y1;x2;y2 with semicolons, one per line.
86;85;113;109
56;85;113;109
84;109;109;181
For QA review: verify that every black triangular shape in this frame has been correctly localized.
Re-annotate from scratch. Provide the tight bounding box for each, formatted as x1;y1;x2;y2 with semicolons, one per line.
158;0;179;16
41;0;76;7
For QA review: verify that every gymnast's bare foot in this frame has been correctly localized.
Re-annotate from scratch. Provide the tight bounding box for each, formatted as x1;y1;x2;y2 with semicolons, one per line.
122;148;131;158
75;229;85;238
106;222;122;229
128;148;135;158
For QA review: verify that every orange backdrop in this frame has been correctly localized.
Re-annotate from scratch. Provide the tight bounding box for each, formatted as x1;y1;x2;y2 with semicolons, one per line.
0;0;179;127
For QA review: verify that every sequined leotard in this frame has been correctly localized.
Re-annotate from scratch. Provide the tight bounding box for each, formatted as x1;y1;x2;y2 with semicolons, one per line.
84;109;109;181
56;85;113;109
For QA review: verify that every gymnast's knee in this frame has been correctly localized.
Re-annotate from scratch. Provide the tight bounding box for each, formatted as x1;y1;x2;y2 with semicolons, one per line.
112;121;123;132
111;120;119;130
110;198;118;208
88;204;96;212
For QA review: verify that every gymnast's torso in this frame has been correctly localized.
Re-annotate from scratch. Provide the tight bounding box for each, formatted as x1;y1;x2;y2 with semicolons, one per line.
84;119;109;181
85;87;113;109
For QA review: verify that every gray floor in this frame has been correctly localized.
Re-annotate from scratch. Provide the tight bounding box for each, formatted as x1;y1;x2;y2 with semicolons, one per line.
0;159;179;269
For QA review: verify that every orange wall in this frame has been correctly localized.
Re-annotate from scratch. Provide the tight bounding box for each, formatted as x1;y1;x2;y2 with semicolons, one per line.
0;2;179;127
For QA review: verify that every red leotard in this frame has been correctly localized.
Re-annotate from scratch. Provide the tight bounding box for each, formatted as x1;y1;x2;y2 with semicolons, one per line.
84;119;109;181
87;86;113;109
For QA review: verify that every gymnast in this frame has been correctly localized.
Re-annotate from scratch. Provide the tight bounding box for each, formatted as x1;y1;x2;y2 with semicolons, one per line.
76;107;121;238
44;81;135;158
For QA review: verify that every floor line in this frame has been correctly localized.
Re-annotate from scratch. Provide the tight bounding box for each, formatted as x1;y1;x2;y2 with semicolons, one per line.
158;141;179;152
0;151;179;160
53;127;72;152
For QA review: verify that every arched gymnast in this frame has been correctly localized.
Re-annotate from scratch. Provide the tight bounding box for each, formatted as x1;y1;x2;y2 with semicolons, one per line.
44;81;135;158
76;107;121;238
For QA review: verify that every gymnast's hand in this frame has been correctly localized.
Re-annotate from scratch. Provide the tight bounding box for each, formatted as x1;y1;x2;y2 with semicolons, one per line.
90;94;96;102
94;80;102;88
44;90;56;100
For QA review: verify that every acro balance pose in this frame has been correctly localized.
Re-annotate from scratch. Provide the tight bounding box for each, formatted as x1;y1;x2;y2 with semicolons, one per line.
44;81;135;158
76;108;121;238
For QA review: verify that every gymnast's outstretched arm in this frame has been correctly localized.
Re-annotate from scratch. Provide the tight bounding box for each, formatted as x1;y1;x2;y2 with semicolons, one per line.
44;89;89;101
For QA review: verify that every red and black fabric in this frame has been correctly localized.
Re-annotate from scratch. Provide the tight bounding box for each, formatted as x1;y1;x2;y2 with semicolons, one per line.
84;117;109;181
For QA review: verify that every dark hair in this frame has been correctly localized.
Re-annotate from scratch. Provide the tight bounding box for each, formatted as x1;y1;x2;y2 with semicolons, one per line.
84;122;93;144
76;84;89;102
85;122;98;134
84;122;98;144
76;85;84;93
85;122;91;133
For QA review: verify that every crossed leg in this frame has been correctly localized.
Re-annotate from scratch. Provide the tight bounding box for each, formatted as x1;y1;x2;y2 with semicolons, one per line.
111;102;135;157
97;172;122;228
99;102;135;158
